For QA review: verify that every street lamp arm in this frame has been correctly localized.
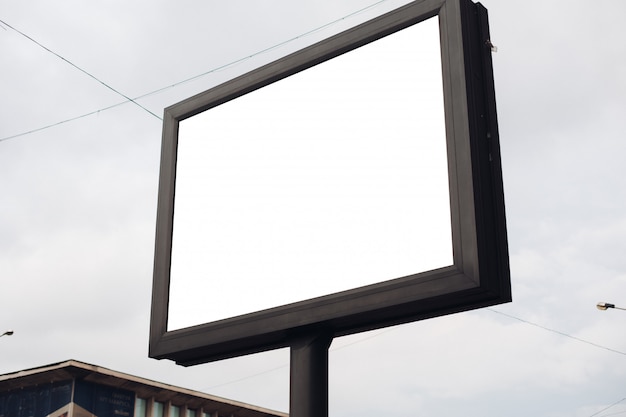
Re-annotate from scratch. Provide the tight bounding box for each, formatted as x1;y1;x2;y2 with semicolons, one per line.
597;302;626;311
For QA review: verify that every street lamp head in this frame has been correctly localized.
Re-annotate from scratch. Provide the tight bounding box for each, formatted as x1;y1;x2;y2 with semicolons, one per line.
597;302;616;311
1;330;13;337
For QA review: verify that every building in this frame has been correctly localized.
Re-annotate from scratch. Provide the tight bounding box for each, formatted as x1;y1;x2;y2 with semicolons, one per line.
0;360;287;417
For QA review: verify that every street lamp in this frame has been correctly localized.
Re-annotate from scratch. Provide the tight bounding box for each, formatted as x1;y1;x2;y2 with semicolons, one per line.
597;302;626;311
1;330;13;337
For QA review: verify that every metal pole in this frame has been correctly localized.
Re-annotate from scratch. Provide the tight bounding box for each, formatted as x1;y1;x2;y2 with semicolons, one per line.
289;330;333;417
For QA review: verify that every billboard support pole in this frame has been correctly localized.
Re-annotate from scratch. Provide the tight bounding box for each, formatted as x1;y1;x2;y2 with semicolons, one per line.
289;331;333;417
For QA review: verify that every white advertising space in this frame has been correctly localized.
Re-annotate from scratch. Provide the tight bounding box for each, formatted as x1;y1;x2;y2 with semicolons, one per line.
168;17;452;330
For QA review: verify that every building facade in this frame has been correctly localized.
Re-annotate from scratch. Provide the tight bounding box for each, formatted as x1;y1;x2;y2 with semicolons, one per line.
0;360;287;417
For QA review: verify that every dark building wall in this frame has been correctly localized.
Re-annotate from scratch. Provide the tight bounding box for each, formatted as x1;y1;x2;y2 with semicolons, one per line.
0;379;134;417
0;380;72;417
74;379;135;417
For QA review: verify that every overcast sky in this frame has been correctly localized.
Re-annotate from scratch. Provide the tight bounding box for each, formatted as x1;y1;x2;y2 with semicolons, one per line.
2;1;626;417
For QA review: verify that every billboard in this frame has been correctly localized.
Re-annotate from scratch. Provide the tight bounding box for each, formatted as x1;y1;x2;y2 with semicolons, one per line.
150;0;510;366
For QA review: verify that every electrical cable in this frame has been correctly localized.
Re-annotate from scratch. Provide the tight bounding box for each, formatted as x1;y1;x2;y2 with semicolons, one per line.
200;309;626;392
488;308;626;356
2;4;625;416
0;0;394;143
199;328;395;391
0;102;133;142
0;18;162;122
596;409;626;417
587;397;626;417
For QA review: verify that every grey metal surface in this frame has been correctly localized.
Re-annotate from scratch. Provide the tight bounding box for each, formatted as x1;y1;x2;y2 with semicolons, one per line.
289;332;333;417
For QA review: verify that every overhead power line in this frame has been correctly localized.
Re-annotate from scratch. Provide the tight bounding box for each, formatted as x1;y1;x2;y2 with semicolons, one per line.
0;18;162;121
201;309;626;392
488;308;626;356
587;397;626;417
0;0;392;143
0;101;132;142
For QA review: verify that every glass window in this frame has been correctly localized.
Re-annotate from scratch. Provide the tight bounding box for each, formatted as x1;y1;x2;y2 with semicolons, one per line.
187;410;196;417
170;405;180;417
153;402;164;417
134;398;147;417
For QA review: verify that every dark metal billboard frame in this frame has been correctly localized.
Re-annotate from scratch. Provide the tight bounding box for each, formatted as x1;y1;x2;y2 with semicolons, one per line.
150;0;509;389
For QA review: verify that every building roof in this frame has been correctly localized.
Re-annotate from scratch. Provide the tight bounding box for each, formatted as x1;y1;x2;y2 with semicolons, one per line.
0;360;287;417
